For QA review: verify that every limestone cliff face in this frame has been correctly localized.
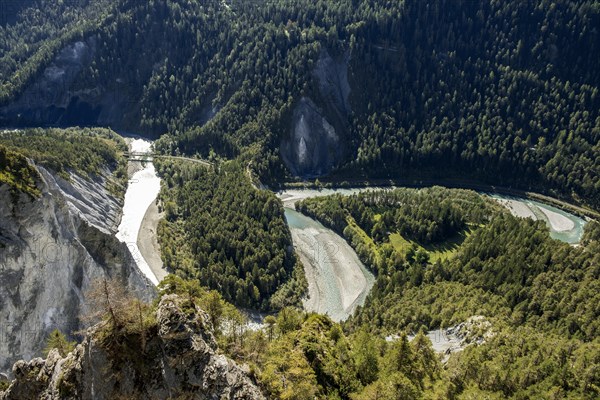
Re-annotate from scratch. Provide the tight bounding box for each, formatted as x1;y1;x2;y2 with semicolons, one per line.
0;295;265;400
280;50;351;178
0;164;154;373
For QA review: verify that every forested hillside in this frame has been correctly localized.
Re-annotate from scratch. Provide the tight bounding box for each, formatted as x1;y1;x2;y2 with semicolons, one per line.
344;0;600;211
0;0;115;104
1;2;600;397
155;159;306;310
295;189;600;398
1;0;598;208
297;187;501;272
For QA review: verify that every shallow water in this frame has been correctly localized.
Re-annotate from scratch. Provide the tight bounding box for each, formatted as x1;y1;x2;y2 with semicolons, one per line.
283;207;375;321
490;194;586;244
115;138;161;285
279;187;386;208
279;188;394;321
280;188;587;244
279;187;587;321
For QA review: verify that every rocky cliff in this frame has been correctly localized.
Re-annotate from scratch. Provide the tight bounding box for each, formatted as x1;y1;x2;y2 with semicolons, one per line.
0;162;154;374
0;294;264;400
280;50;351;178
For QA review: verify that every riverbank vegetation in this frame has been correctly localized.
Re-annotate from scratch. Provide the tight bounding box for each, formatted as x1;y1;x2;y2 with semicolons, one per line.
292;188;600;398
155;158;306;311
296;187;501;273
0;143;40;197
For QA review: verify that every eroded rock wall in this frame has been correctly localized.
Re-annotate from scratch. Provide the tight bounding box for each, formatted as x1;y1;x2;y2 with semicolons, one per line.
280;49;351;177
0;37;136;129
281;97;342;177
0;165;154;374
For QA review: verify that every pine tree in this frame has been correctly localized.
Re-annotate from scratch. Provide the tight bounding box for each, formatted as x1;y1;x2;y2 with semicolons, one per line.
43;329;75;357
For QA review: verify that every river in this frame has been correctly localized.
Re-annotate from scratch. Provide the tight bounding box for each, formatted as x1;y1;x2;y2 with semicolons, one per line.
285;208;375;321
489;195;586;244
278;187;587;321
278;189;380;321
115;138;162;285
280;188;587;244
115;145;586;317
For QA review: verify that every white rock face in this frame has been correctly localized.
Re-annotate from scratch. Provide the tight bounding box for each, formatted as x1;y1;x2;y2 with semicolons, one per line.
297;131;308;165
280;49;351;177
49;167;122;235
313;49;351;115
281;97;341;177
0;164;155;373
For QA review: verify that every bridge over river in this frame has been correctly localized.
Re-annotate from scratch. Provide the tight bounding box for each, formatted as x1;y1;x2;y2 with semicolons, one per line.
125;152;212;167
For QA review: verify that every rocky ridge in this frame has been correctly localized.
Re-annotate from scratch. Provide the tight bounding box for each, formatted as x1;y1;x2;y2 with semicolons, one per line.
0;294;264;400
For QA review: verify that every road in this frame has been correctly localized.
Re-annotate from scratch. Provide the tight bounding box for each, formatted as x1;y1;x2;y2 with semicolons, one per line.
127;153;213;167
155;155;212;167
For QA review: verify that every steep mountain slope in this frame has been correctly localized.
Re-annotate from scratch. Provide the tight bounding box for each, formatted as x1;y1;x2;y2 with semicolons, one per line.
297;188;600;398
154;159;305;311
1;2;599;398
0;0;598;208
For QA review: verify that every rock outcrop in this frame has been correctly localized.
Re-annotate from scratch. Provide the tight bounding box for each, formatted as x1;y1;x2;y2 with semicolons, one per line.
312;49;351;118
281;97;342;177
0;295;265;399
0;163;154;373
280;50;351;177
401;316;494;363
40;166;123;235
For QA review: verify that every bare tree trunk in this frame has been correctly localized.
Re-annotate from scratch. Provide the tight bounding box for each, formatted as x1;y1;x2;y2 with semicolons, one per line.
138;300;146;352
103;278;117;327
